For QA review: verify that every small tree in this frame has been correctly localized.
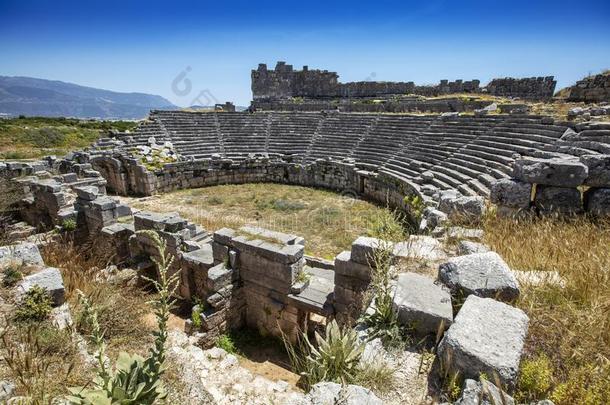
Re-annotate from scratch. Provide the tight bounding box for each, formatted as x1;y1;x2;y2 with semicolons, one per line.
68;230;179;404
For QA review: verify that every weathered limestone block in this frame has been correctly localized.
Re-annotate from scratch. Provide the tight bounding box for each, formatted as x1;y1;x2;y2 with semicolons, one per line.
580;154;610;187
238;251;303;286
438;252;520;302
457;240;490;255
206;263;237;291
423;208;448;229
232;236;304;265
350;236;391;266
16;267;65;306
392;273;452;335
300;382;382;405
456;378;515;405
584;187;610;216
393;235;447;261
438;195;487;220
438;295;529;388
74;185;100;201
240;225;305;246
489;178;532;208
181;247;214;298
534;186;582;214
334;250;371;281
0;242;44;267
513;158;588;187
211;241;229;263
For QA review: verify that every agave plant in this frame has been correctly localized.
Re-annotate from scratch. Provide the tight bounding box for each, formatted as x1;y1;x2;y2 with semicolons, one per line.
305;320;365;384
67;230;179;405
283;319;365;390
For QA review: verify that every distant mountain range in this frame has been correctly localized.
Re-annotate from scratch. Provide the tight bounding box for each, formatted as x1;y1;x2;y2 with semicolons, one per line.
0;76;178;119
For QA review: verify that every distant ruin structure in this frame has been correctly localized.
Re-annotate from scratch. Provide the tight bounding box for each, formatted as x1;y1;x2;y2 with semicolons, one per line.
566;72;610;103
251;62;556;112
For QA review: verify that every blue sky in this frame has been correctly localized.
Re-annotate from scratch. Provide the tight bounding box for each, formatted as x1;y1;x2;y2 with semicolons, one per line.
1;0;609;106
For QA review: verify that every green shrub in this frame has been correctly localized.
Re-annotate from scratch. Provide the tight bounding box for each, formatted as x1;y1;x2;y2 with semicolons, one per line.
516;354;553;401
3;265;23;287
191;305;202;329
216;334;236;354
14;286;53;322
24;127;67;148
61;218;77;232
550;365;610;405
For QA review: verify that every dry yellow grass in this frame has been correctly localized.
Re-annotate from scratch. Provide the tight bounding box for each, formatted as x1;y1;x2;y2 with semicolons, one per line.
121;183;405;259
41;238;153;357
483;215;610;404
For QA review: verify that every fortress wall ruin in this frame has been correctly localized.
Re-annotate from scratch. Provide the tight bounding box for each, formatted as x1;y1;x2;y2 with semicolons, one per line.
251;62;556;104
251;98;493;113
567;72;610;103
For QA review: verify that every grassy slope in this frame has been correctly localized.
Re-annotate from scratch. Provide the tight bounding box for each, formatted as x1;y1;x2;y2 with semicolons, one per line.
483;216;610;404
0;117;138;159
123;183;405;259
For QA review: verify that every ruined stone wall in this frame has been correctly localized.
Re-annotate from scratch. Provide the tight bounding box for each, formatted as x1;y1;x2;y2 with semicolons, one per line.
252;62;481;101
251;97;491;113
91;155;422;221
566;72;610;103
252;61;554;103
486;77;556;100
490;153;610;217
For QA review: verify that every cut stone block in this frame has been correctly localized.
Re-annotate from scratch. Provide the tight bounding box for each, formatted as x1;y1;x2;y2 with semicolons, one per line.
584;187;610;216
446;227;484;241
438;195;487;220
438;295;529;388
456;378;515;405
534;186;582;215
489;178;532;208
350;236;393;266
392;273;453;335
457;240;490;255
513;157;588;187
207;263;236;291
393;236;447;261
0;242;44;267
303;382;382;405
74;186;99;201
580;154;610;187
17;267;65;306
239;225;305;246
438;252;520;302
334;251;372;281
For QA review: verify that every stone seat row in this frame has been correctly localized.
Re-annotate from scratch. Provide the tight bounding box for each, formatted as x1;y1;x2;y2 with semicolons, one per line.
109;111;580;196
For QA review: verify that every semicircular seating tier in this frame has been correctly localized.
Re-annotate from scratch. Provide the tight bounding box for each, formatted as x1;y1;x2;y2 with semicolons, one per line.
111;110;608;197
